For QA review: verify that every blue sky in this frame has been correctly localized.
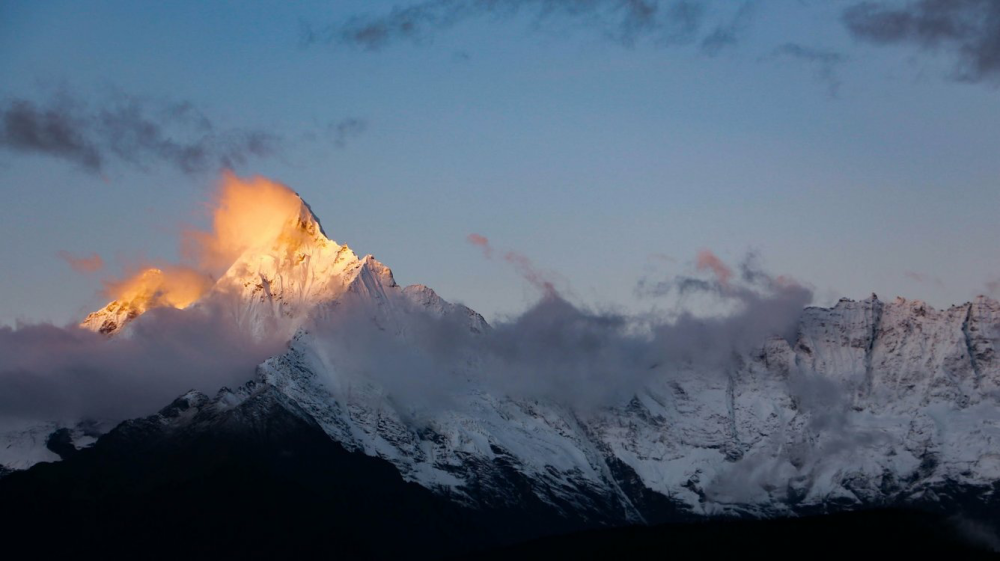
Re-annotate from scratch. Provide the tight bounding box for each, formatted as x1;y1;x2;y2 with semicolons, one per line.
2;0;999;325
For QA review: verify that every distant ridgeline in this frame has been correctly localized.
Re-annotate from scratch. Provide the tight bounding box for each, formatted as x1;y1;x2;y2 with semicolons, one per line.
3;188;1000;556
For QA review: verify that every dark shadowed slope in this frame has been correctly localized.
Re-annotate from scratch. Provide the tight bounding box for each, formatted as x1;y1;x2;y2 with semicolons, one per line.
468;509;996;558
1;382;995;559
0;382;623;559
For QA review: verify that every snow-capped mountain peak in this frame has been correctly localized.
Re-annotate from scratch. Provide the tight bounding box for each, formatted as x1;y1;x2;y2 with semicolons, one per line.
79;189;388;337
57;187;1000;534
209;200;366;337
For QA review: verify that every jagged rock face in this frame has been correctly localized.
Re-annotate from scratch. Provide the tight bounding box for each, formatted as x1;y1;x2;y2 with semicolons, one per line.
11;251;1000;523
78;195;378;339
25;192;1000;524
245;293;1000;522
0;419;110;472
794;296;880;391
80;299;143;335
210;206;365;339
0;378;644;558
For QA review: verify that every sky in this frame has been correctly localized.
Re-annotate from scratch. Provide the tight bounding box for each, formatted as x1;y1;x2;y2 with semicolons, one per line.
1;0;999;326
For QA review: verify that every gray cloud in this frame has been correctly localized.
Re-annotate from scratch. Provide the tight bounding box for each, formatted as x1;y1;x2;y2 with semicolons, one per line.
843;0;1000;83
1;230;811;424
304;0;763;51
304;0;1000;92
310;248;812;412
705;368;887;505
0;300;286;423
700;0;756;56
768;43;848;97
0;90;366;174
327;118;369;148
0;97;102;170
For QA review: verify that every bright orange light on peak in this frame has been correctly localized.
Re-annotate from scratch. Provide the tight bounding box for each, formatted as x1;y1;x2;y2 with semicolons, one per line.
185;172;327;275
84;172;335;333
105;266;213;312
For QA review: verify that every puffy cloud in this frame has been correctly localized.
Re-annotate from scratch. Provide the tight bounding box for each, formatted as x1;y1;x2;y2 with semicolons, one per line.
183;172;314;274
101;266;214;313
2;178;812;427
0;173;315;424
312;245;813;412
0;302;286;423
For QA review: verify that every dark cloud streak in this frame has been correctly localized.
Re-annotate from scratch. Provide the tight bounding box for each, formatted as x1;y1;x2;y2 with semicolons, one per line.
700;0;755;56
843;0;1000;83
0;98;102;170
328;118;369;148
768;43;848;97
0;90;367;175
305;0;751;51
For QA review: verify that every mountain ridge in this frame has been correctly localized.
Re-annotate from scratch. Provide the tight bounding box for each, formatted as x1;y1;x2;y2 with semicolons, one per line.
5;191;1000;553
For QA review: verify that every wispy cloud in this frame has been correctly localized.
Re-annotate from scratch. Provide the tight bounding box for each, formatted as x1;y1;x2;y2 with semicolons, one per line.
700;0;756;56
904;270;944;287
315;244;812;411
56;251;104;274
0;88;367;175
696;248;733;287
843;0;1000;84
767;43;848;97
467;233;557;296
303;0;764;51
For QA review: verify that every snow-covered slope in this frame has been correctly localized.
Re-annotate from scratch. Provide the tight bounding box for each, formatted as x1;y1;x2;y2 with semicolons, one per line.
209;203;365;339
0;418;112;473
80;190;369;338
237;292;1000;521
17;276;1000;521
71;283;1000;522
20;194;1000;522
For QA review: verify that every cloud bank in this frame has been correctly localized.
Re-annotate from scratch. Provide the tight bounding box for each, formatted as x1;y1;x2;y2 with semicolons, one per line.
311;244;812;412
0;303;286;423
0;174;326;423
0;174;813;426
